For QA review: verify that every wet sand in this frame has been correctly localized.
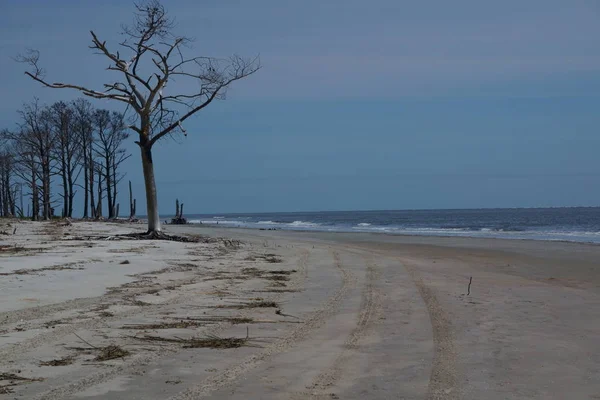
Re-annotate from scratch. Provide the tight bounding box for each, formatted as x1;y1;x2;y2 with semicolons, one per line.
1;220;599;399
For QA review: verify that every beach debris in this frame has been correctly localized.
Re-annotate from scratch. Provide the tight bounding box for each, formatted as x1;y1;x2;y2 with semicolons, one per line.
241;267;263;276
216;300;279;309
120;259;131;265
120;320;205;330
172;316;255;324
467;276;473;296
253;288;301;293
98;311;114;318
239;267;295;281
265;275;290;282
0;245;30;254
269;269;297;275
131;333;249;349
0;263;84;276
0;372;44;393
275;309;300;319
0;373;42;382
170;198;187;225
95;345;130;361
72;332;130;361
39;356;75;366
44;319;70;328
245;253;283;263
0;385;13;394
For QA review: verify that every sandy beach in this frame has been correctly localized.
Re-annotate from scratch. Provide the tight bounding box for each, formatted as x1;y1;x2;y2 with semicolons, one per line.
1;220;599;399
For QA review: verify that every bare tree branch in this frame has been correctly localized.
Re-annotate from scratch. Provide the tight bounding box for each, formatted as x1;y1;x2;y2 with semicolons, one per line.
19;0;260;232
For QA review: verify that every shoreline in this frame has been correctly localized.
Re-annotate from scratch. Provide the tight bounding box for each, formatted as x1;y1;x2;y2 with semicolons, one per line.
178;221;600;246
1;219;599;399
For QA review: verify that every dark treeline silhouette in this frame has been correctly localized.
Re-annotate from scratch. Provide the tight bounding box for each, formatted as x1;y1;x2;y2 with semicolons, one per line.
0;98;130;220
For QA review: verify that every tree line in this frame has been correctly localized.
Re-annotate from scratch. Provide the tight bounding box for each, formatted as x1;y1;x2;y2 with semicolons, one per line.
14;1;259;234
0;98;130;220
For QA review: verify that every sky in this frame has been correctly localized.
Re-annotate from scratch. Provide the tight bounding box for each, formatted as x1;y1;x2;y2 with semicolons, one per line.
1;0;599;214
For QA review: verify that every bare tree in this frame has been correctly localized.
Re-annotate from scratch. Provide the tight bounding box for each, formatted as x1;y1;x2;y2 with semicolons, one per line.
92;109;130;219
72;99;95;218
3;127;41;221
94;159;106;219
8;101;56;220
19;0;260;236
0;140;17;217
49;101;82;217
108;112;130;217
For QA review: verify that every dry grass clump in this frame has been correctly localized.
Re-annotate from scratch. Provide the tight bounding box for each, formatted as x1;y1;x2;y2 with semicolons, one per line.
133;334;249;349
121;320;204;330
39;356;75;366
245;253;283;263
95;345;130;361
216;300;279;309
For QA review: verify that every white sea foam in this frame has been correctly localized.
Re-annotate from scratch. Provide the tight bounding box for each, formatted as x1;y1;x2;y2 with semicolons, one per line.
186;213;600;244
195;219;241;225
288;221;320;227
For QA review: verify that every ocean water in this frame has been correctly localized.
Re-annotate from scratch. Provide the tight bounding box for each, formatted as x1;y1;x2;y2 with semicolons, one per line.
185;208;600;244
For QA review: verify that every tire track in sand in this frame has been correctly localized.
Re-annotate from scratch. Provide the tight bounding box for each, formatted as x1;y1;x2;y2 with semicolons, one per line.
404;262;459;400
299;257;382;399
167;248;354;400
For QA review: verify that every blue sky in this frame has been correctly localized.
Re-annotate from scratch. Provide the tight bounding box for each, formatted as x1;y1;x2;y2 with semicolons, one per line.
1;0;599;214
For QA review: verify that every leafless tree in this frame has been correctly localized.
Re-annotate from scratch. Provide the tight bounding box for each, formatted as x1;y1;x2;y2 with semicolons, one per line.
108;112;130;217
0;139;17;217
9;100;56;220
93;159;106;219
48;101;82;217
92;109;130;219
71;99;95;218
19;0;260;236
3;127;40;221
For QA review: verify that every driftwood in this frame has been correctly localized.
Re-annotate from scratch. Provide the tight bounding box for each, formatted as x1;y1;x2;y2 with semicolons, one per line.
170;198;187;225
467;276;473;296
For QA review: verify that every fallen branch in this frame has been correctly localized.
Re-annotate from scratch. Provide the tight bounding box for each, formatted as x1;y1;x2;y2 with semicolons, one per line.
467;276;473;296
73;332;98;349
275;309;301;319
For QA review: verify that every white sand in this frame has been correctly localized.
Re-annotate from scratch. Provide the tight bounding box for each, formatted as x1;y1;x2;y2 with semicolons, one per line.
1;219;599;399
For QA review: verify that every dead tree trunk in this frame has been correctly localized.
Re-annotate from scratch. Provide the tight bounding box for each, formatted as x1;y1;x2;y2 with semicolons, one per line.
96;166;103;219
140;142;161;232
31;170;39;221
170;198;187;224
82;150;89;218
128;180;136;219
89;145;95;219
105;154;113;218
